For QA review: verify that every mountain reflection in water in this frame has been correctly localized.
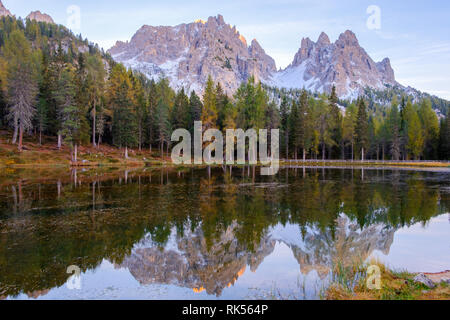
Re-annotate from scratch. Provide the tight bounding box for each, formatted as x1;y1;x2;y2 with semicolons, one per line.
0;167;449;299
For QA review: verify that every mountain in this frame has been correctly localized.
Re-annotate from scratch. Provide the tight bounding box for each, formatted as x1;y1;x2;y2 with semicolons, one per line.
266;31;397;99
0;0;12;18
108;15;276;95
109;15;399;99
26;10;54;24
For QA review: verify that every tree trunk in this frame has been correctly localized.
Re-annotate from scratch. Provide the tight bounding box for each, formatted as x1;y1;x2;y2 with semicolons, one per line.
139;123;142;152
322;143;326;161
18;124;24;152
303;149;306;161
39;129;42;146
351;142;354;161
125;146;129;159
285;135;289;160
74;144;78;162
12;119;18;144
58;133;62;150
361;147;365;161
92;106;97;147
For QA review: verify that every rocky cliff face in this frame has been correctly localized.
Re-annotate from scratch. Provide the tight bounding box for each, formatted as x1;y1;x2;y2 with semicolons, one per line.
0;0;12;18
268;30;397;99
26;10;54;24
108;15;276;95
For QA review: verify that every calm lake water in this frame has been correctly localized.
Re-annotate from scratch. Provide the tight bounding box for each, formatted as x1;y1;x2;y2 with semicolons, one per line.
0;167;449;300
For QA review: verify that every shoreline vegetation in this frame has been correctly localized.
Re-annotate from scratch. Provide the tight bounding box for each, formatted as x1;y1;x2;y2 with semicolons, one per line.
324;261;449;300
1;132;449;170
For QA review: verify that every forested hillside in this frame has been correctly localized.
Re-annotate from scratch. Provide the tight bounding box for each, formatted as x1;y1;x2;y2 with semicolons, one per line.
0;16;449;162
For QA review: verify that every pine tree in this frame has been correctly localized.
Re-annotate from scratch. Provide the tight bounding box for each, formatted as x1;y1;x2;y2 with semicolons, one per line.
316;96;333;160
108;64;138;158
188;90;203;135
387;100;401;160
329;86;343;159
145;80;158;152
4;29;38;151
355;98;368;161
86;53;106;147
442;111;450;159
279;96;290;159
343;103;357;160
288;99;300;159
53;66;80;161
155;98;171;157
171;88;190;130
35;97;48;145
298;90;309;160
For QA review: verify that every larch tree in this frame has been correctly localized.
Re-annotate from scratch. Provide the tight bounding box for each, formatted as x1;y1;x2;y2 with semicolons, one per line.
202;75;218;131
407;109;424;160
418;99;439;159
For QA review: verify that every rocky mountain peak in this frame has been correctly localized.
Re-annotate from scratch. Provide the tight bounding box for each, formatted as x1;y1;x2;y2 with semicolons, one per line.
268;29;397;99
109;15;277;95
108;14;398;100
317;32;331;46
336;30;359;47
26;10;54;24
0;0;12;17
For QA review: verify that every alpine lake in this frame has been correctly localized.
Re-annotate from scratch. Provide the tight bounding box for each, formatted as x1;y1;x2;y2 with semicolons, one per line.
0;165;449;300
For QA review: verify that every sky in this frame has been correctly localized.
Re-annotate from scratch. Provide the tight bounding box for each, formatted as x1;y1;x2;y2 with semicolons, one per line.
4;0;450;99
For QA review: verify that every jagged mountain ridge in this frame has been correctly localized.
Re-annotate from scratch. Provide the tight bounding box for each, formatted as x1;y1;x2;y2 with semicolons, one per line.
109;15;276;95
267;30;397;99
109;15;397;99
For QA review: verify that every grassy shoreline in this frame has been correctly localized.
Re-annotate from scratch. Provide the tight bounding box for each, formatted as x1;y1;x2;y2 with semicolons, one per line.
1;132;449;170
324;261;449;300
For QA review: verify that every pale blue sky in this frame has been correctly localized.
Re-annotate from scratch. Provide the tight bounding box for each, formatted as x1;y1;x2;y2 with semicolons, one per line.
4;0;450;99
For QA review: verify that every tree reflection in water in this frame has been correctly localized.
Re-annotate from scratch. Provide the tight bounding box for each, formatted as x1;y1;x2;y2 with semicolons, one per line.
0;167;448;298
